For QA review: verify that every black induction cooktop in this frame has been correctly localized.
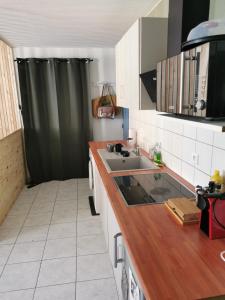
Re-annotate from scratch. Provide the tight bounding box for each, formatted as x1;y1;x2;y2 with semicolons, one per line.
114;173;194;206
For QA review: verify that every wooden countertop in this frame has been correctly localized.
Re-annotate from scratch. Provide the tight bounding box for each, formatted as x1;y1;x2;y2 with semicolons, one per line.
89;141;225;300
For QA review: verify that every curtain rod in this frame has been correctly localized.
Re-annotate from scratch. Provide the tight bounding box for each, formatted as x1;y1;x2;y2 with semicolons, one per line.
14;58;93;62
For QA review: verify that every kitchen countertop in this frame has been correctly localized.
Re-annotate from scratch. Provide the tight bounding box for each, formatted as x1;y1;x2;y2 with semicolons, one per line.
89;140;225;300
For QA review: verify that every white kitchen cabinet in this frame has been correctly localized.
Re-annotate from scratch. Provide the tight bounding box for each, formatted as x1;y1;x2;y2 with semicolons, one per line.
107;199;123;300
94;167;123;299
91;153;109;248
95;172;123;299
116;17;168;110
91;153;102;215
100;182;109;248
116;20;139;110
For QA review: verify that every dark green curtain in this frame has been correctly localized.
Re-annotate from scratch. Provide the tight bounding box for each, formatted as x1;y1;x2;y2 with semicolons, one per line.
17;58;91;184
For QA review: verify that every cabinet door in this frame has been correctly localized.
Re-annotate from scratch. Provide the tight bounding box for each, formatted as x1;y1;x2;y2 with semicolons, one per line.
100;183;109;248
126;20;140;111
91;156;102;214
108;200;123;300
116;38;127;108
116;21;139;110
115;42;122;106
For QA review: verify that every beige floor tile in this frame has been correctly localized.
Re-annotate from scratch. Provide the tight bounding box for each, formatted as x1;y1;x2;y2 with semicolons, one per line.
77;234;107;256
17;225;49;243
76;278;118;300
0;289;34;300
24;213;52;227
0;245;13;265
77;218;103;236
43;238;76;259
47;223;76;239
8;241;45;264
0;261;40;292
34;283;75;300
37;257;76;287
77;253;113;281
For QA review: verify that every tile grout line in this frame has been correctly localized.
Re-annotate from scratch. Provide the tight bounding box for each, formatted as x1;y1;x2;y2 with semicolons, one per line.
0;276;115;296
0;186;41;280
32;181;60;300
5;255;77;266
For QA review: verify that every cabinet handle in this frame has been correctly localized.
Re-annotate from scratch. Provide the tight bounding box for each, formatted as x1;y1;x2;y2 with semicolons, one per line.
114;232;123;268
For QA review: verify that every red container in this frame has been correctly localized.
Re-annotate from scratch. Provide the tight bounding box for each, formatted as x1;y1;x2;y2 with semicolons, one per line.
201;198;225;239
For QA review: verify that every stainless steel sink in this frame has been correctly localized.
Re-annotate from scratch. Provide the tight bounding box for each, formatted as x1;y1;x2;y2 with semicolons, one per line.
104;156;158;172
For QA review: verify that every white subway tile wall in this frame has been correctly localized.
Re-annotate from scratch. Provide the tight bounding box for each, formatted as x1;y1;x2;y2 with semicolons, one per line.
129;110;225;186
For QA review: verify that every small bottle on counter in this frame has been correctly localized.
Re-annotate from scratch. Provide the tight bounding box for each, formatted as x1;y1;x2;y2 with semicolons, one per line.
153;143;162;164
210;169;224;191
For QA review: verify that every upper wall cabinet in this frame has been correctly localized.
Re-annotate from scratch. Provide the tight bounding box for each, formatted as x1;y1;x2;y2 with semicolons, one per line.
115;17;168;110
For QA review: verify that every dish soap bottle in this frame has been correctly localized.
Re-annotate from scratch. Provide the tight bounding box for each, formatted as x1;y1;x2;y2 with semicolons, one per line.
153;143;162;164
210;169;223;190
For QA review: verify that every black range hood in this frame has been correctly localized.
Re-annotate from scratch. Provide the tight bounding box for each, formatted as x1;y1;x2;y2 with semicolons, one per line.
140;69;157;103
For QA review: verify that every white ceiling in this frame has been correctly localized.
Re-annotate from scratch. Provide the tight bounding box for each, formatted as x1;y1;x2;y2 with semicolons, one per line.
0;0;158;47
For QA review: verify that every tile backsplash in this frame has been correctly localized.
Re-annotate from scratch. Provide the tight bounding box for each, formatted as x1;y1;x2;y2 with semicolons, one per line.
129;110;225;186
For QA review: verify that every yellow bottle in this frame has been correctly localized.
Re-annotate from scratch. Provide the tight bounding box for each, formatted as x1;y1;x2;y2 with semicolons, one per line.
210;169;223;185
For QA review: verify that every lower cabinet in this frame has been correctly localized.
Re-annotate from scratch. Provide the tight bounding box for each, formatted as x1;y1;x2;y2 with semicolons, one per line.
91;153;102;215
92;157;124;299
100;181;109;248
91;154;145;300
107;199;123;300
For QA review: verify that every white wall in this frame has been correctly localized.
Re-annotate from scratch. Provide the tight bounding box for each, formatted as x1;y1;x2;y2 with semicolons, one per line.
130;110;225;186
209;0;225;19
146;0;169;18
13;47;123;141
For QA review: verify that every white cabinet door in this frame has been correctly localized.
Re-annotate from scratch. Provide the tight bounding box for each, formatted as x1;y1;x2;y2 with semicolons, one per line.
91;155;102;214
116;37;127;108
127;20;140;111
108;200;123;300
115;42;122;107
100;182;109;248
116;17;168;111
93;157;123;299
116;20;139;111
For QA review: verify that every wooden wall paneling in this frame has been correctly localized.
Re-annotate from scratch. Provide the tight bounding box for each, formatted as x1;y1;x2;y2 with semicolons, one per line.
10;49;20;129
0;130;25;224
3;44;15;133
6;45;20;129
0;84;5;139
0;43;5;139
0;43;9;137
4;45;16;131
0;40;25;224
6;43;18;131
0;40;21;138
0;42;11;135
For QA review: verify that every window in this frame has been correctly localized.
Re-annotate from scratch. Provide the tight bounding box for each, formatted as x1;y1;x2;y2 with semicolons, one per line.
0;41;21;140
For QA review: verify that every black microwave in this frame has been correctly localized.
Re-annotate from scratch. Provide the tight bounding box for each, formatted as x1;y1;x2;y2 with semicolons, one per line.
157;40;225;119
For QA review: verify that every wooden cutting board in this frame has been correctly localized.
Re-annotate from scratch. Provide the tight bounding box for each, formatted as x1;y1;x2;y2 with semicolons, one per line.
165;197;200;225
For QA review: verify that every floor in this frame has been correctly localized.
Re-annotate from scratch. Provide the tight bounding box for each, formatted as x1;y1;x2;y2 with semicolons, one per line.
0;179;119;300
